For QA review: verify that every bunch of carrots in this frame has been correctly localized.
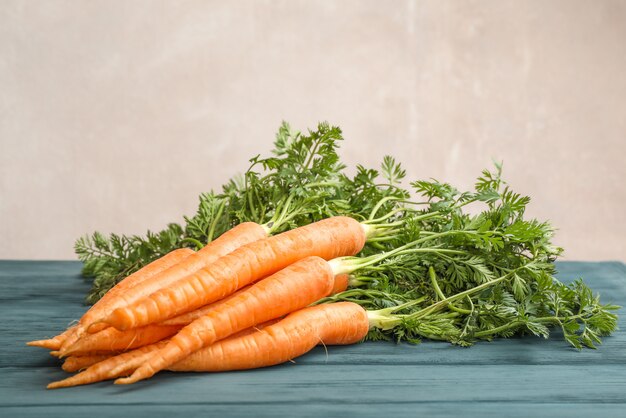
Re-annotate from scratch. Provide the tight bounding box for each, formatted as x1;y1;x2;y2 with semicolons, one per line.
28;123;619;388
30;215;415;388
28;185;620;389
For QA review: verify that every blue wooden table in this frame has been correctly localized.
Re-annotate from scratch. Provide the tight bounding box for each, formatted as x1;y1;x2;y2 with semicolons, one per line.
1;260;625;417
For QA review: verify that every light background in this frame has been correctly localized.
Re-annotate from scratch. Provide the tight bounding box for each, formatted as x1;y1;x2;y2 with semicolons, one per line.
1;0;625;260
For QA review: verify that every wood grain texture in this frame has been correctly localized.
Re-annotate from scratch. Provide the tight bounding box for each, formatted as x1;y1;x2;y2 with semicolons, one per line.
1;404;626;418
1;260;625;417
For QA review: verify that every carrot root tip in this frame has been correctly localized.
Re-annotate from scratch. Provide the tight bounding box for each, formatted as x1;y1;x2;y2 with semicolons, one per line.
47;381;66;390
26;339;61;350
113;377;134;385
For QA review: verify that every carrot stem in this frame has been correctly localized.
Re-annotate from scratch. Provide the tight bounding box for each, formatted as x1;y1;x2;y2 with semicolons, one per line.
180;238;204;250
330;234;469;276
367;196;400;221
365;262;536;330
428;266;472;315
206;199;226;243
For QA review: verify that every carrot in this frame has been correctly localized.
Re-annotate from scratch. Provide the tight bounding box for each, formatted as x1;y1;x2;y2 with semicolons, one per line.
161;272;349;328
27;326;77;350
331;273;350;295
48;319;283;389
160;285;252;326
48;342;168;389
114;256;337;383
62;354;113;373
59;323;182;357
167;302;369;373
51;248;194;352
79;222;268;337
103;216;370;331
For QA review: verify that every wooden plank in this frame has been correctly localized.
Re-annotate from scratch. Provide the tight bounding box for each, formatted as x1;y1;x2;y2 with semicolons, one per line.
1;364;625;405
2;402;625;418
0;261;91;369
1;260;624;418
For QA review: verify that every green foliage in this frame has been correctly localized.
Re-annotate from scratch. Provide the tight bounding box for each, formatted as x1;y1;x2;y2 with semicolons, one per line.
75;121;618;349
225;121;349;227
381;155;406;186
327;163;617;349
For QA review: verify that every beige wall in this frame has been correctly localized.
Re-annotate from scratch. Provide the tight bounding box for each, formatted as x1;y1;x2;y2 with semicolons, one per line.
1;0;625;260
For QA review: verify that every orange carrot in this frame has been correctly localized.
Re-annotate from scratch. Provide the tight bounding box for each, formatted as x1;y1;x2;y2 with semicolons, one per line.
52;248;194;352
48;342;168;389
48;319;283;388
162;271;350;328
160;285;252;326
80;222;268;336
161;273;349;327
62;354;113;373
115;256;337;383
104;216;369;331
27;326;77;350
331;273;350;295
60;323;182;357
167;302;369;373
